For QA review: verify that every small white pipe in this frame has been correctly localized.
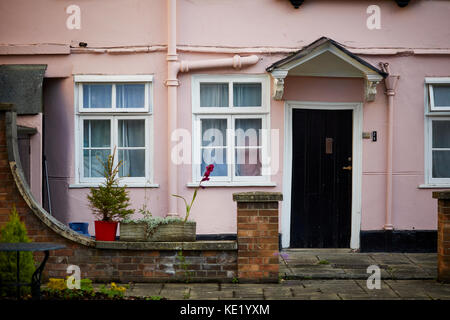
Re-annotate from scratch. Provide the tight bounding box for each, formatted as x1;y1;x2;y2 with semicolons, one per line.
178;55;259;73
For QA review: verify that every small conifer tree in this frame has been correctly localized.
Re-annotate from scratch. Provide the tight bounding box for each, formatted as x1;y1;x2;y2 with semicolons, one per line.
87;148;134;222
0;205;35;297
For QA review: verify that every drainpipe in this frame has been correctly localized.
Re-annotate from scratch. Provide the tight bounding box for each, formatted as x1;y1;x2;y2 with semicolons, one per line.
381;63;399;230
166;0;179;216
165;0;259;216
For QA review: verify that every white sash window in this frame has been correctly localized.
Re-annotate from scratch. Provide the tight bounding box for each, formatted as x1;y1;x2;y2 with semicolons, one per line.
191;75;272;186
74;75;153;186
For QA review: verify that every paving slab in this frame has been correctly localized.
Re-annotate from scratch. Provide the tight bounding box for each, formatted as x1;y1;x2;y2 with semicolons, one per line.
387;266;434;280
384;280;447;299
292;292;341;300
263;287;294;299
342;268;392;280
369;253;412;265
159;284;191;300
280;250;437;280
298;280;366;295
126;283;163;297
404;253;437;265
354;280;400;298
112;279;450;300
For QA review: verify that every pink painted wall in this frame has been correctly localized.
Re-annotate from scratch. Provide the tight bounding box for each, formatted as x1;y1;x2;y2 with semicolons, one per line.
283;76;364;102
0;0;449;240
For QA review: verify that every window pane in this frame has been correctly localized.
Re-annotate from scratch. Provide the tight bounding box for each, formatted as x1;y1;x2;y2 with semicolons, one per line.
118;120;145;147
433;151;450;178
83;149;110;178
84;120;110;148
83;84;112;108
235;148;262;176
433;121;450;148
233;83;262;107
201;119;227;147
433;85;450;107
119;149;145;177
235;118;261;147
201;148;227;177
116;84;145;109
200;83;229;107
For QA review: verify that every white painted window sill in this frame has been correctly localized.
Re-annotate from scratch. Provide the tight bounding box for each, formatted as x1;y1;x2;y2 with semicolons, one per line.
69;183;160;189
418;184;450;189
186;182;277;188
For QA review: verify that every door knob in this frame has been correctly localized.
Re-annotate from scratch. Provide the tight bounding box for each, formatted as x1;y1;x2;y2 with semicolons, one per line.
342;166;352;171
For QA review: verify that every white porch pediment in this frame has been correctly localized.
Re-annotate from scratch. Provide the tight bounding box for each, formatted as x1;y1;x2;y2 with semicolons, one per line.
266;37;387;102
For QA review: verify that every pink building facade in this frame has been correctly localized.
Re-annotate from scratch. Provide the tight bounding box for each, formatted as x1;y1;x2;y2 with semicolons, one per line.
1;0;449;250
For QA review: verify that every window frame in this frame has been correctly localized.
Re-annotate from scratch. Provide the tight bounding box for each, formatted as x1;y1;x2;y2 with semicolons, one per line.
424;78;450;187
74;75;153;186
427;77;450;112
192;74;270;114
191;74;271;185
75;75;152;113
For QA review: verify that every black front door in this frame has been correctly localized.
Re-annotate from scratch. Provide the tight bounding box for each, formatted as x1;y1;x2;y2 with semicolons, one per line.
290;109;353;248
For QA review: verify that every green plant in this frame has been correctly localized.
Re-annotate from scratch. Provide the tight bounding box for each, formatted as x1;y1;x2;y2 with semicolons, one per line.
44;278;95;299
177;250;194;283
98;282;128;299
0;205;35;297
318;259;330;265
232;277;239;284
183;291;191;300
138;183;153;218
87;147;134;222
122;216;195;239
172;164;214;223
146;295;164;300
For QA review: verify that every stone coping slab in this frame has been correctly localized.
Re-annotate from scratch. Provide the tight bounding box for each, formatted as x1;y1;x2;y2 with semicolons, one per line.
95;240;237;251
233;191;283;202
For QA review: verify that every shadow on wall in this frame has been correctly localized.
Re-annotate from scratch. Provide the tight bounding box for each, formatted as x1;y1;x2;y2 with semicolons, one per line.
42;78;73;224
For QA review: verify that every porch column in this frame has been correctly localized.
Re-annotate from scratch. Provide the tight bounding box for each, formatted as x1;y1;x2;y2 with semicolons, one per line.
433;191;450;283
233;191;282;283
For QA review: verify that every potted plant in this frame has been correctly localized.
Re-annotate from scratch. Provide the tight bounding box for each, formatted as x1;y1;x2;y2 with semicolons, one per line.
120;199;152;242
120;164;214;242
162;164;215;242
87;148;134;241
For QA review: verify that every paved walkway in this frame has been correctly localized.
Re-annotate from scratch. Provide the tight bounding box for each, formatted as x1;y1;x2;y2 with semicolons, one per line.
125;280;450;300
279;249;437;280
122;250;450;300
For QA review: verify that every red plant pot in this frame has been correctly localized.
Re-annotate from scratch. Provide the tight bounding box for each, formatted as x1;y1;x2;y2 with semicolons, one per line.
94;221;118;241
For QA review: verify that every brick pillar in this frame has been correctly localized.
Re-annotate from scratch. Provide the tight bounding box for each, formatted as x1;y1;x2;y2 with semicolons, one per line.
233;191;282;283
433;191;450;283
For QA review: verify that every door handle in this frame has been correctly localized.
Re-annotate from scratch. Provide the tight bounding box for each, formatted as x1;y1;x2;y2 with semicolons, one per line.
342;166;352;171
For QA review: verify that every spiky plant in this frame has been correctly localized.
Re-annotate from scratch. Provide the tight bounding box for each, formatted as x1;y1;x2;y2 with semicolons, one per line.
0;204;35;297
87;148;134;222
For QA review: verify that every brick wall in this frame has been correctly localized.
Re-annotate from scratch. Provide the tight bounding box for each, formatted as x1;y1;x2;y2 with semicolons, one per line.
0;107;281;284
434;191;450;283
233;192;282;283
0;109;237;283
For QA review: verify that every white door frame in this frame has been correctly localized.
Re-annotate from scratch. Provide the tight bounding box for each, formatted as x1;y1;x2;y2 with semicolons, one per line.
281;101;363;249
